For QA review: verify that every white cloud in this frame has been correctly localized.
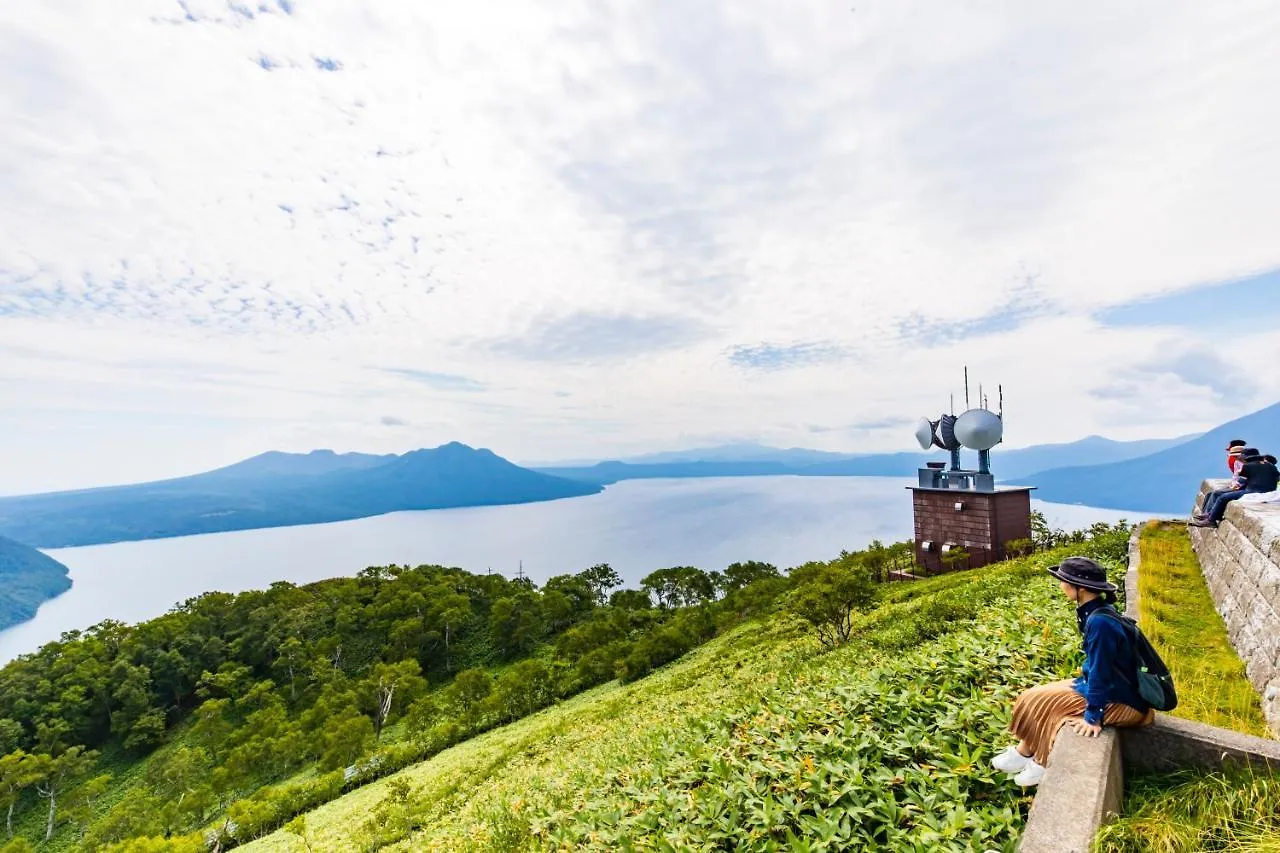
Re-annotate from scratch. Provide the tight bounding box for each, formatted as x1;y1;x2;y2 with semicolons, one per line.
2;0;1279;492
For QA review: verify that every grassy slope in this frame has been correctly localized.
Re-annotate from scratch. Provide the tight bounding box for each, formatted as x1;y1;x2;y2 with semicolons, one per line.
244;551;1094;853
1097;768;1280;853
1096;522;1277;852
1136;521;1269;736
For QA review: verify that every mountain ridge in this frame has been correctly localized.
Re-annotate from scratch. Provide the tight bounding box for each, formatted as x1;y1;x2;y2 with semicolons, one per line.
1027;401;1280;512
537;432;1198;485
0;443;601;549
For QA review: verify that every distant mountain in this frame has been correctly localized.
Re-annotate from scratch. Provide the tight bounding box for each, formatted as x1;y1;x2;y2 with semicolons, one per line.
540;433;1198;486
0;443;601;548
0;535;71;631
993;434;1199;480
538;460;794;486
621;443;859;466
199;449;393;481
1028;402;1280;512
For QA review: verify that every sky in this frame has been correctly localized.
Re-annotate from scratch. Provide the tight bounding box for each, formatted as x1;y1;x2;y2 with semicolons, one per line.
2;0;1280;494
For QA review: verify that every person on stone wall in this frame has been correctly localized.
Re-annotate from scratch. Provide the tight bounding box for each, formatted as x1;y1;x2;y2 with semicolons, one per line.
1196;440;1250;523
989;557;1153;786
1225;438;1247;474
1192;449;1279;527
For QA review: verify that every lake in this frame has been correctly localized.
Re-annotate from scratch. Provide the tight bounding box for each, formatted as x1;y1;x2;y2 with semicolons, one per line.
0;476;1155;662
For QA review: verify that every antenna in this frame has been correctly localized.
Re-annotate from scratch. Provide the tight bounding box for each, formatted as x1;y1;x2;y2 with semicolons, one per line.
964;367;970;409
998;385;1003;419
949;393;954;416
979;383;984;411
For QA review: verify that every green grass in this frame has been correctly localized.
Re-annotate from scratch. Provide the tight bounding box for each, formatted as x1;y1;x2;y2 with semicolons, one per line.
1096;523;1277;853
240;550;1100;852
1097;768;1280;852
1136;521;1269;736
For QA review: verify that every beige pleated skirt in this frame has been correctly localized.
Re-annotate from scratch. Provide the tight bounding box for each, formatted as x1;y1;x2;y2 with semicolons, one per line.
1010;679;1155;764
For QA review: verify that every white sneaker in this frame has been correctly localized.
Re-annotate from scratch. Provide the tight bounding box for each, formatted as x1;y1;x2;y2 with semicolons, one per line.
991;746;1032;774
1013;760;1046;787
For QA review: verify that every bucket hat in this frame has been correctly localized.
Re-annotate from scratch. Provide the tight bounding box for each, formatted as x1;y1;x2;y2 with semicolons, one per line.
1047;556;1118;593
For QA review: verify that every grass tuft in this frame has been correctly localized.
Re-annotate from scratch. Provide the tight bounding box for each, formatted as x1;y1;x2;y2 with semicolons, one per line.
1136;521;1268;737
1097;767;1280;853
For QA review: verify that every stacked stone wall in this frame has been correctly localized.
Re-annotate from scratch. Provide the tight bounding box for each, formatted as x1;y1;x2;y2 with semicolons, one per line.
1189;480;1280;735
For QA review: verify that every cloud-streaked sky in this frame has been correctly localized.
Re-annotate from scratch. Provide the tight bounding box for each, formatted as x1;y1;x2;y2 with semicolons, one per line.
3;0;1280;494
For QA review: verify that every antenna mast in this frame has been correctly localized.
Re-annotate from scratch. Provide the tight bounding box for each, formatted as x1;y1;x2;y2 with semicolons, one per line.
964;366;970;409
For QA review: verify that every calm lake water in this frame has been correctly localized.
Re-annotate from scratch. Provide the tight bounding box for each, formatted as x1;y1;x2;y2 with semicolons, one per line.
0;476;1155;662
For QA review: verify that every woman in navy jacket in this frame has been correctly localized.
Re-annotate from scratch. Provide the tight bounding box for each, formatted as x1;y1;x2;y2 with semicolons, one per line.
990;557;1154;786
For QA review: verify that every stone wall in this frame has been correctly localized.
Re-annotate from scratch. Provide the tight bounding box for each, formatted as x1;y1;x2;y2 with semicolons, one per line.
1189;480;1280;735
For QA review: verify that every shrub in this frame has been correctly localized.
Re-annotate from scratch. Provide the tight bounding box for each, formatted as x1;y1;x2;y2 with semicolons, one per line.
787;561;877;648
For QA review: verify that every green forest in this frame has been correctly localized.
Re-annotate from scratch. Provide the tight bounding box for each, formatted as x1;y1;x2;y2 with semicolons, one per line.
0;513;1126;851
0;533;932;851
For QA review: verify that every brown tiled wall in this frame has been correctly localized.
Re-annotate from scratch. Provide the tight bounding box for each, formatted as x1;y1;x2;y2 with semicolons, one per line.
912;489;1031;573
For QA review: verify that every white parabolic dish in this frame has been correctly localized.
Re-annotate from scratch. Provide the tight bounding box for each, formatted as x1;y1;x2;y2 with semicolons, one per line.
914;417;935;450
953;408;1003;450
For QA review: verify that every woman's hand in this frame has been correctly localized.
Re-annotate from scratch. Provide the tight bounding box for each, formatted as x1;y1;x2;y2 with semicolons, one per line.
1065;717;1103;737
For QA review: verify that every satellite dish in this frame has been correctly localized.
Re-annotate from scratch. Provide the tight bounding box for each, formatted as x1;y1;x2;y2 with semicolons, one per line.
914;417;936;451
937;414;961;451
955;408;1003;451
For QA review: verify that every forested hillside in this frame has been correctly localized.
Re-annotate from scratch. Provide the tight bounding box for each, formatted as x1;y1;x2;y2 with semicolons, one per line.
0;517;1124;851
240;524;1130;852
0;541;902;850
0;536;71;632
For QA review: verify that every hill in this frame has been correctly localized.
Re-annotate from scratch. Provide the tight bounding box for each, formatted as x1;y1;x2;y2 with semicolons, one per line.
0;535;72;631
238;536;1128;852
0;443;601;548
0;521;1128;852
541;433;1194;485
1028;401;1280;512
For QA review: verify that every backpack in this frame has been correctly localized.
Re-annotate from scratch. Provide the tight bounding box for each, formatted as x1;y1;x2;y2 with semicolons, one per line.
1091;609;1179;712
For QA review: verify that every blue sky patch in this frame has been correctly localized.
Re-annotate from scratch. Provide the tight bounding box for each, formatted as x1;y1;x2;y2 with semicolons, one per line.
727;341;847;370
1097;267;1280;331
382;368;485;392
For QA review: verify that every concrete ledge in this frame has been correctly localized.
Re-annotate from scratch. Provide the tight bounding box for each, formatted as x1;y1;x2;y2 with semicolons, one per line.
1019;728;1123;853
1122;713;1280;774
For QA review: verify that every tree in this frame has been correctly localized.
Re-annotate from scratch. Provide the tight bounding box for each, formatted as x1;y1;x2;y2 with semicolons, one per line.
788;562;877;648
608;589;653;611
63;772;111;840
941;548;970;573
366;660;427;739
33;746;97;841
284;814;314;853
578;564;622;606
446;668;493;724
0;722;22;758
641;567;714;608
721;561;780;592
488;593;545;658
0;750;43;838
319;709;374;771
427;591;472;672
146;746;212;836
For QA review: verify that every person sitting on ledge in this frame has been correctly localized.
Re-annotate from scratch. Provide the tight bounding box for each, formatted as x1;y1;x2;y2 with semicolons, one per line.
1196;440;1250;522
1192;448;1278;527
990;557;1153;787
1225;438;1247;474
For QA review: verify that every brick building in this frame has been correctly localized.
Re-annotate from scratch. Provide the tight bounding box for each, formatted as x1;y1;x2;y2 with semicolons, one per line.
910;484;1033;573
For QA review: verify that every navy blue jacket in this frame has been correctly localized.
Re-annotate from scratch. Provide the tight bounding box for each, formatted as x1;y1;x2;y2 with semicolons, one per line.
1071;598;1148;725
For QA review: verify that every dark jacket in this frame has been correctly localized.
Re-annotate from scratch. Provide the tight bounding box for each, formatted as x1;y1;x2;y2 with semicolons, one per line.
1240;459;1280;494
1071;598;1147;725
